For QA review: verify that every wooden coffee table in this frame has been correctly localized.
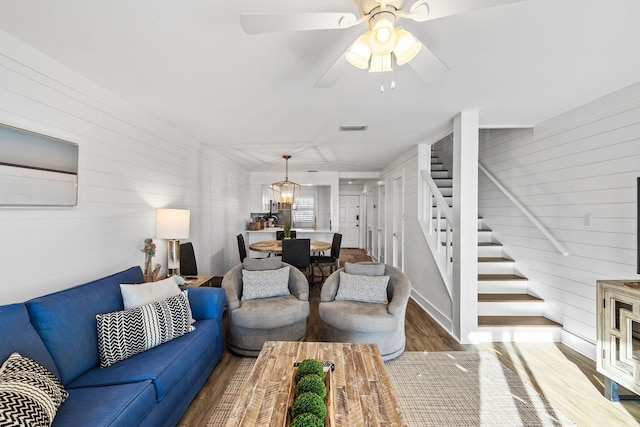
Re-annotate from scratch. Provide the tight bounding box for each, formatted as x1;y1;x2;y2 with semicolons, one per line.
224;341;407;427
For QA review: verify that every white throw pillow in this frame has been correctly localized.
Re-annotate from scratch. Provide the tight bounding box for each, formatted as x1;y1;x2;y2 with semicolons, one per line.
241;266;290;301
335;271;390;304
120;276;181;309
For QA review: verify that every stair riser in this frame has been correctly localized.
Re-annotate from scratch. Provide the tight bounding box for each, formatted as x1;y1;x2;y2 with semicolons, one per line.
469;327;562;343
478;262;516;275
433;178;452;187
478;246;503;258
431;171;450;179
478;281;529;294
478;302;543;316
430;164;445;171
477;231;493;243
440;188;452;197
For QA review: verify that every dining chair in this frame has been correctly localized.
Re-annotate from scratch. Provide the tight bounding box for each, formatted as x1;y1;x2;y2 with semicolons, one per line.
237;234;248;262
281;238;311;278
312;233;342;282
179;242;198;276
276;230;297;240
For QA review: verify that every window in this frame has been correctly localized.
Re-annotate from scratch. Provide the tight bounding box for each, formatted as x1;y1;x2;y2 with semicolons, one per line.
293;187;317;228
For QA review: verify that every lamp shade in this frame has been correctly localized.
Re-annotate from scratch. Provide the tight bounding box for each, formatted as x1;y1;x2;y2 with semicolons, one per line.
368;14;397;55
345;33;372;70
394;29;422;65
156;209;190;239
369;53;393;73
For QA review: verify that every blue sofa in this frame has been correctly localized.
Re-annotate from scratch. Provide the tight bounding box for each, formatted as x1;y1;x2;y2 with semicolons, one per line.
0;266;226;426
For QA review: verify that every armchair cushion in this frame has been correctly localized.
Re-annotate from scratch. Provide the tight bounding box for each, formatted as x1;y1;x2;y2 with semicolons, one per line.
335;272;389;304
241;266;291;301
243;256;282;271
230;295;309;329
344;262;385;276
319;300;396;333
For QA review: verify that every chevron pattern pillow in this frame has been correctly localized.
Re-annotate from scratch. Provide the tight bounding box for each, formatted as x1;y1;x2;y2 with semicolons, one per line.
0;352;68;427
96;290;195;368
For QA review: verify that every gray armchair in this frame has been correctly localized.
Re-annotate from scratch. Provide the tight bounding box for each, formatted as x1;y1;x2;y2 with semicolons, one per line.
318;263;412;361
222;257;310;356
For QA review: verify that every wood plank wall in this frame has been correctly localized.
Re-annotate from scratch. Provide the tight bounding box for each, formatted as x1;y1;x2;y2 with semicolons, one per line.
0;31;249;305
477;93;640;358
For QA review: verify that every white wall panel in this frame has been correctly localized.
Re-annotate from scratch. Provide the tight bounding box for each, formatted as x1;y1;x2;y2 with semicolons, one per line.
478;89;640;356
0;31;249;304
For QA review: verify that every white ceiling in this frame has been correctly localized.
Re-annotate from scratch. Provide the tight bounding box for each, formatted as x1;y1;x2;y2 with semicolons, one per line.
1;0;639;175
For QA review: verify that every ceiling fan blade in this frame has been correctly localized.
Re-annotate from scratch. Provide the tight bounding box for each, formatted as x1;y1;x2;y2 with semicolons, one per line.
406;43;450;82
240;12;359;34
407;0;525;23
314;52;351;89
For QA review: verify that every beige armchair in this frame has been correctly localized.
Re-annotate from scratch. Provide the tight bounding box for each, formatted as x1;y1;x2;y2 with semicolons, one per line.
222;257;310;356
318;262;412;361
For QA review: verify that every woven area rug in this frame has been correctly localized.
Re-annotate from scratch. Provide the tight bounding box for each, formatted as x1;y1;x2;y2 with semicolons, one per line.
207;351;575;426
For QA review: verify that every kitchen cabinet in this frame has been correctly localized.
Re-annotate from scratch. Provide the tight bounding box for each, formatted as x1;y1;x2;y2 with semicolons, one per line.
250;184;277;213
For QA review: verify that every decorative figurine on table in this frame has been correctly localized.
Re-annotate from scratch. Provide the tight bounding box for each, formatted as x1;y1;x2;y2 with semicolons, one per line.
141;238;161;282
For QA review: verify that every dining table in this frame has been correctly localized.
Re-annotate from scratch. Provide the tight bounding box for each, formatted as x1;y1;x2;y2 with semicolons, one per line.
248;239;331;255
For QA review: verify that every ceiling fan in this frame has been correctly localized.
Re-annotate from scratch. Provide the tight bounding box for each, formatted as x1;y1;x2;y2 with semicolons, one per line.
240;0;524;88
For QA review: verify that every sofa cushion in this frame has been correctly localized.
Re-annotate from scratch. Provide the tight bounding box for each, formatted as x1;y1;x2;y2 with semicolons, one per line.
96;291;195;368
344;262;386;276
120;276;181;309
241;266;290;301
0;303;60;379
26;267;144;385
243;256;282;271
68;318;220;402
319;300;396;333
56;381;156;426
335;272;390;304
0;352;68;427
231;295;309;329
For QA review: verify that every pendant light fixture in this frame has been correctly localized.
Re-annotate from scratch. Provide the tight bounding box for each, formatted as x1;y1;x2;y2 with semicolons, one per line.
272;155;301;210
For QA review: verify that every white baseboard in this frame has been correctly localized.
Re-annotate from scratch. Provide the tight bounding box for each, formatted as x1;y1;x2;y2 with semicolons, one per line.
410;289;453;333
561;330;596;361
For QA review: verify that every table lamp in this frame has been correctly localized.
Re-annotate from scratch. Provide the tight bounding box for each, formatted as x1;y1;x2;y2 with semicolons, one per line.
155;208;190;277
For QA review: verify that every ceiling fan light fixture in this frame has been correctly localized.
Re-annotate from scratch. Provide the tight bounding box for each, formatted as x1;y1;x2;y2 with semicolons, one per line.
345;32;372;69
368;53;393;73
394;28;422;65
368;12;397;55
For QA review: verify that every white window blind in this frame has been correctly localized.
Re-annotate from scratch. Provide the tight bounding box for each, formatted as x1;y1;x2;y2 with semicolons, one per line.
294;187;317;227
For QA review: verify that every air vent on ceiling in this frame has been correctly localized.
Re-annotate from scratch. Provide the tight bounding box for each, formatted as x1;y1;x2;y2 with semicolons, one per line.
339;125;368;132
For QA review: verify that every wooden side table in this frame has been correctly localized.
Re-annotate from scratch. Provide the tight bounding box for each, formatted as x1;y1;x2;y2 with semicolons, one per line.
182;275;215;287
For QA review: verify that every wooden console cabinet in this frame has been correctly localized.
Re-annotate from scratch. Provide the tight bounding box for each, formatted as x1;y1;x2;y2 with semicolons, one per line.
596;280;640;401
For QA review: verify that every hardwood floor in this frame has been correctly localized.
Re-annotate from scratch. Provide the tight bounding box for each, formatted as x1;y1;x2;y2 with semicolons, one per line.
178;250;640;426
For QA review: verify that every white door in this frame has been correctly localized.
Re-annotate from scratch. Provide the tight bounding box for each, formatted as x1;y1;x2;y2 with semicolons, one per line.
392;176;403;269
378;185;385;263
339;195;360;248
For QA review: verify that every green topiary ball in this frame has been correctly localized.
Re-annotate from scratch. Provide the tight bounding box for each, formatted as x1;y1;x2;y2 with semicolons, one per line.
296;374;327;400
295;359;324;383
291;412;324;427
292;392;327;421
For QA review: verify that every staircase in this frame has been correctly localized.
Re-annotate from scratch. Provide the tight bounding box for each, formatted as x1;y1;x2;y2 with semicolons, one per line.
430;156;562;342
